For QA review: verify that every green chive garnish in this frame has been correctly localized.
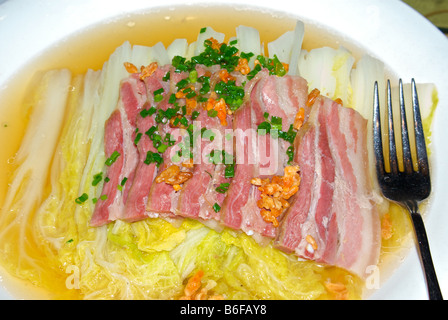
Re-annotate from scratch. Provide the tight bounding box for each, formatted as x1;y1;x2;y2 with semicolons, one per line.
105;151;120;166
75;193;89;204
215;183;230;193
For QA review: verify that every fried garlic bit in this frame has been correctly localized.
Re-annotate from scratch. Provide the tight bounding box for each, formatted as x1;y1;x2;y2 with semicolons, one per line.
123;61;158;81
123;62;139;74
206;96;228;126
292;88;324;131
251;165;301;227
306;234;318;251
219;69;235;84
235;57;250;75
306;88;320;107
140;62;158;80
179;270;224;300
293;108;306;130
155;165;193;191
334;98;343;106
208;37;222;50
175;85;198;116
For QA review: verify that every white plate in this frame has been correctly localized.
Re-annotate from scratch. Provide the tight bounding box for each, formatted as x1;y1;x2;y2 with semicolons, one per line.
0;0;447;300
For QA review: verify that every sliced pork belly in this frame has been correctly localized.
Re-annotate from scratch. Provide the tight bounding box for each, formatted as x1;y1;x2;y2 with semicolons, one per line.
275;96;381;278
145;118;183;215
140;65;185;217
251;72;309;177
123;112;158;222
177;110;231;221
90;110;124;227
90;76;147;226
250;71;309;132
220;100;254;230
146;162;177;215
145;125;192;217
220;73;309;239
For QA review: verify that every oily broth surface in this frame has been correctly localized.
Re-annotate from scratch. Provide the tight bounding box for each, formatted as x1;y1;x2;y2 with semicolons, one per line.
0;5;402;299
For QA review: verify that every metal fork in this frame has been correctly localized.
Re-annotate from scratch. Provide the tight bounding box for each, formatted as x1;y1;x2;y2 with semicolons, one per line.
373;79;443;300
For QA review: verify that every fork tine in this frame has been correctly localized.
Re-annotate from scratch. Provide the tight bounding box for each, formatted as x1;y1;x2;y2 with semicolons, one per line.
387;80;399;174
399;79;413;173
373;81;385;176
411;78;430;176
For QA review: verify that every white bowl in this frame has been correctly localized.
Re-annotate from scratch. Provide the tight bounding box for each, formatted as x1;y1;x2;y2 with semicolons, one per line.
0;0;447;300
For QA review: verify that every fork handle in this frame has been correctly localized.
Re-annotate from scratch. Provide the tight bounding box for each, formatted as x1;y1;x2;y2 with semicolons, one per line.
408;203;443;300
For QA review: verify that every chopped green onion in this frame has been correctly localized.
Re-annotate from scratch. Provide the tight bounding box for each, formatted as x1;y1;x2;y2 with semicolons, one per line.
208;109;218;117
191;111;200;120
215;183;230;193
224;163;235;178
164;133;176;146
286;145;295;164
257;121;271;135
140;106;156;118
186;91;197;99
92;172;103;186
164;106;180;119
117;178;127;192
149;107;157;115
240;52;254;61
134;132;143;145
273;55;287;77
145;126;157;138
100;194;108;201
213;203;221;213
247;63;262;80
154;94;164;102
278;124;297;144
153;88;164;96
214;80;245;111
144;151;163;167
271;116;283;131
162;71;171;81
182;87;192;94
157;143;168;153
75;193;89;204
188;70;198;83
176;78;189;90
169;93;177;104
180;117;189;127
200;27;207;34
